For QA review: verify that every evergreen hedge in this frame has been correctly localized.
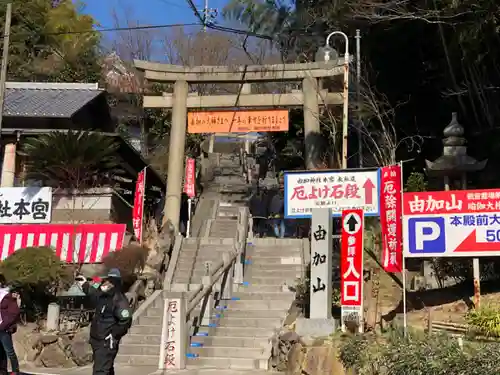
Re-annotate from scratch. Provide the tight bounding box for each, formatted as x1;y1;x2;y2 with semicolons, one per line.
339;329;500;375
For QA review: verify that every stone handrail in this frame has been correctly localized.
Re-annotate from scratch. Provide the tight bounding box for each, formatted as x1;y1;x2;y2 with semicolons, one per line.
163;234;184;290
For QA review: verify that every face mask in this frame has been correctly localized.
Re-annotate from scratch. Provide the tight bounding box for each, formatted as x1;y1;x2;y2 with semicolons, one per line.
100;284;113;293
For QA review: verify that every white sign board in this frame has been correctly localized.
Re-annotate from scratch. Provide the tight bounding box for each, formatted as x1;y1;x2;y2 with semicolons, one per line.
284;169;380;218
0;187;52;224
310;208;333;319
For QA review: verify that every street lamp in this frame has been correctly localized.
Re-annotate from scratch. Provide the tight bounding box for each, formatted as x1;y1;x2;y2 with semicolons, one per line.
317;31;350;169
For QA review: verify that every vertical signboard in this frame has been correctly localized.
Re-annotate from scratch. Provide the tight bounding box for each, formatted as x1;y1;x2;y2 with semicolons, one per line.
183;158;196;198
310;208;333;319
341;209;364;332
162;298;186;369
380;165;403;272
132;168;146;244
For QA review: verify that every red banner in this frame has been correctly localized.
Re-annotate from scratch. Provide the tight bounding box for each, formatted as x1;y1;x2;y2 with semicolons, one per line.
341;209;364;307
0;224;126;263
380;165;402;272
184;158;196;198
133;169;146;243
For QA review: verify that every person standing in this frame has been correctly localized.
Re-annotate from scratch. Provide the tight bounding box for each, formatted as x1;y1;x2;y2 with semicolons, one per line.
0;275;20;375
269;187;285;238
83;269;132;375
249;188;268;238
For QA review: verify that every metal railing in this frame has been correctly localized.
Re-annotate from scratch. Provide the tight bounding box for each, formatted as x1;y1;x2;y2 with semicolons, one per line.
158;206;249;369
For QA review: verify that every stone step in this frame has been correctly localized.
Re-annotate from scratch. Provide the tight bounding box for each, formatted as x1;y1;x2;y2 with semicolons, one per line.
137;315;162;326
245;263;303;271
244;268;301;278
217;308;287;319
246;256;302;265
115;354;157;366
232;291;295;300
249;238;304;247
245;275;299;286
217;317;281;328
121;334;161;345
224;299;293;310
181;244;235;251
119;344;160;356
186;356;264;370
236;284;289;293
130;324;164;335
190;335;269;348
188;346;265;358
196;325;271;337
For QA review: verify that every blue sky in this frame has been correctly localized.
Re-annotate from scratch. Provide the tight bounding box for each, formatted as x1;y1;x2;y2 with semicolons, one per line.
80;0;229;28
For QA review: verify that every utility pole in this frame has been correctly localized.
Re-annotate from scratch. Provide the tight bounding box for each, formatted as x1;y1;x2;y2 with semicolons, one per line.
200;0;217;32
355;30;363;167
0;3;12;135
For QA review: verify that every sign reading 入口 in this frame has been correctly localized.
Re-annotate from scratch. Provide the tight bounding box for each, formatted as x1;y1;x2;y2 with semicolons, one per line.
0;187;52;224
187;109;289;133
341;209;364;332
403;188;500;258
284;169;380;218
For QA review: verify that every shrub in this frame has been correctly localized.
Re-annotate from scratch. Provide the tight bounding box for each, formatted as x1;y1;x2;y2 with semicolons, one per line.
0;246;70;287
339;329;500;375
0;246;72;322
466;305;500;337
102;244;149;288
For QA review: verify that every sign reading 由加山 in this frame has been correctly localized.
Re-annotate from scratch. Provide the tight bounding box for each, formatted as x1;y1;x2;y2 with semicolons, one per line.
380;165;402;272
404;188;500;258
0;187;52;224
187;109;289;133
284;169;380;218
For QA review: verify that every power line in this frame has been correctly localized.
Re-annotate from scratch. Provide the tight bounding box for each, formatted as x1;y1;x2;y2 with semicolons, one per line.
0;22;201;40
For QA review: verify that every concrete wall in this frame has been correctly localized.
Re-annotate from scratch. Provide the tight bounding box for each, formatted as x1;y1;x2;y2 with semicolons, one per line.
51;188;131;229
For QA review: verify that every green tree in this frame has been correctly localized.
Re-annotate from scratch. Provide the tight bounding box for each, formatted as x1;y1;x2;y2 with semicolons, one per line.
0;0;102;82
20;130;122;189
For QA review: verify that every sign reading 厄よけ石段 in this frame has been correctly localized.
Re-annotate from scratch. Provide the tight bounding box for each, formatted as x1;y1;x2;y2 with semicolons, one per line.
0;187;52;224
284;169;380;218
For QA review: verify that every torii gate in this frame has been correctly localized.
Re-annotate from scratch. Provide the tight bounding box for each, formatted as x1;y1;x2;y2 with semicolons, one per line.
134;60;346;231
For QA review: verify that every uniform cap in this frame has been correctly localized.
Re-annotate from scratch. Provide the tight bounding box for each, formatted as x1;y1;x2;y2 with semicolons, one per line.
106;268;121;279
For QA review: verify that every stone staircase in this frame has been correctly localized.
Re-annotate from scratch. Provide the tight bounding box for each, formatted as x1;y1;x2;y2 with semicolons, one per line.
115;152;308;371
186;238;304;370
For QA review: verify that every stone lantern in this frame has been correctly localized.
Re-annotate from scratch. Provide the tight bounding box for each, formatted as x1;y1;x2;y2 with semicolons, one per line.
425;112;487;190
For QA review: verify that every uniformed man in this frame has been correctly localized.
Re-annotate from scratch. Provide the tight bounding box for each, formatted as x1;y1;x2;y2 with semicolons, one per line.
83;268;132;375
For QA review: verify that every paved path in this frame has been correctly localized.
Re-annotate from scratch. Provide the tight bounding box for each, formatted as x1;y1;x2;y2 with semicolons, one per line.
24;365;276;375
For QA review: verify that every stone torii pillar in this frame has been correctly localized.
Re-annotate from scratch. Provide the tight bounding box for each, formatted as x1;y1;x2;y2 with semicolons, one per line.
134;60;346;232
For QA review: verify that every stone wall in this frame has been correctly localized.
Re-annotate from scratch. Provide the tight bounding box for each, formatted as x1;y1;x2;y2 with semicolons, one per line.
286;335;347;375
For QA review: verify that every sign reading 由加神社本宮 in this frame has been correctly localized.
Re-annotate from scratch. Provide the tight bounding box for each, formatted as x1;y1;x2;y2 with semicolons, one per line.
0;187;52;224
187;109;289;133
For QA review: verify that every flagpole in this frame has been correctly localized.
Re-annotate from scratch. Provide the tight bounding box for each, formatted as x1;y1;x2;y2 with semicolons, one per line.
400;160;407;337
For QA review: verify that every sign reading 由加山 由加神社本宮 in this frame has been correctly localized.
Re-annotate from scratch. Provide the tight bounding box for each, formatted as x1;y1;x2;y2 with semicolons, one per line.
403;188;500;258
284;169;380;218
0;187;52;224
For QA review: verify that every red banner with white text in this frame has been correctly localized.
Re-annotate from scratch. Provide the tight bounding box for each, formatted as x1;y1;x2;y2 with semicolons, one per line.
380;165;402;272
184;158;196;198
133;169;146;243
